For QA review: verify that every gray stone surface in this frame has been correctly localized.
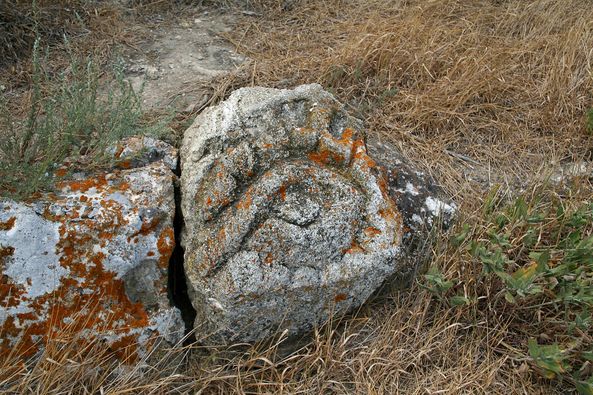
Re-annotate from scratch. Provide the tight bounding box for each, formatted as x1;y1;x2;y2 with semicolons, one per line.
181;84;407;344
367;136;457;282
106;135;179;172
0;137;184;359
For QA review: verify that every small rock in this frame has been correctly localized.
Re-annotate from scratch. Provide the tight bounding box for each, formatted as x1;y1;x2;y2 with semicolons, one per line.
241;10;261;16
550;161;593;184
126;64;146;74
145;65;160;80
106;136;178;171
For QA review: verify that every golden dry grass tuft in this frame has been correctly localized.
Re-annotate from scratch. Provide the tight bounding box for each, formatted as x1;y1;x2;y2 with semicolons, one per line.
229;0;593;200
1;0;593;394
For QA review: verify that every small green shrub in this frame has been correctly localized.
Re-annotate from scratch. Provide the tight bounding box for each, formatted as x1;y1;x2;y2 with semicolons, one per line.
0;39;166;199
423;186;593;393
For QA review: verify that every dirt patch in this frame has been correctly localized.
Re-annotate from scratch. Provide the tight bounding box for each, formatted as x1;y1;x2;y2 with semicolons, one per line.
125;10;246;111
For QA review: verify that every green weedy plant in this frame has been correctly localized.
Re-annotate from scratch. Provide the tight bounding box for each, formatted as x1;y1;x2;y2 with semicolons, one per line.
0;39;167;199
422;186;593;393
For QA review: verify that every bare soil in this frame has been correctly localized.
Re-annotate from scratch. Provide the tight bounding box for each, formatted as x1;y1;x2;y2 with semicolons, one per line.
124;10;246;111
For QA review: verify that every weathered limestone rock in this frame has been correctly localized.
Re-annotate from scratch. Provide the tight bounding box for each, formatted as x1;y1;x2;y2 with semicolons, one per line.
181;84;456;345
0;137;184;360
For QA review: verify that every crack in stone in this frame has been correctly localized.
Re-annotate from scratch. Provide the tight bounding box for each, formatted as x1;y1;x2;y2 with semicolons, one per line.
168;153;196;340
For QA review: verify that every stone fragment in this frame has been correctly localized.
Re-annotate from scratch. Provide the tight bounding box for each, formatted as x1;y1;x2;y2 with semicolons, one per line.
0;138;184;360
106;135;179;172
367;136;457;281
181;84;407;344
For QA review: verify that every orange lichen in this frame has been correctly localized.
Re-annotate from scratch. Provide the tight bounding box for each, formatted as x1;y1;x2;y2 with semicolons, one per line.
0;245;15;261
343;239;365;254
278;185;287;201
377;177;389;198
378;207;398;222
0;265;23;309
307;129;366;167
0;217;16;231
334;293;348;302
308;149;345;166
351;139;377;169
217;228;226;244
133;217;161;237
109;334;140;363
1;250;152;359
236;190;253;210
99;231;114;240
60;174;108;193
117;160;132;169
201;185;232;215
157;227;175;269
0;182;171;360
364;227;382;237
340;128;354;141
54;168;68;177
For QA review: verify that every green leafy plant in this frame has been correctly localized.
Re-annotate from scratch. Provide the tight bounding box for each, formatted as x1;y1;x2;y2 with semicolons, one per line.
422;266;454;298
422;187;593;392
528;339;570;378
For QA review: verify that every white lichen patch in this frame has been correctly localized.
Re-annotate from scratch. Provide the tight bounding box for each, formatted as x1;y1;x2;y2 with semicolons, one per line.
425;196;457;217
0;202;67;300
412;214;424;225
405;182;420;196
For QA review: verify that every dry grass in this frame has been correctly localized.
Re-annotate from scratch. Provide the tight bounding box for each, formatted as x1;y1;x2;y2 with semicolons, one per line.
0;0;91;66
0;312;191;394
0;0;193;93
229;0;593;200
1;0;593;393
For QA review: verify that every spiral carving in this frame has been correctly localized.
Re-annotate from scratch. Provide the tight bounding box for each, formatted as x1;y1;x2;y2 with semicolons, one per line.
181;84;403;344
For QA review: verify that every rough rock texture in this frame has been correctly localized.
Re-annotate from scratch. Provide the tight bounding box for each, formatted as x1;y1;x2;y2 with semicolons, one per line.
367;136;457;281
0;137;184;360
106;135;179;171
181;84;441;344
